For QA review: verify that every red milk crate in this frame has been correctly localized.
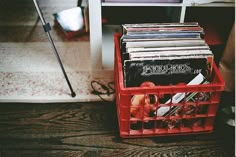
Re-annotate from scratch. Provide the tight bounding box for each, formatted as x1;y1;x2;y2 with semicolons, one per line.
114;34;225;138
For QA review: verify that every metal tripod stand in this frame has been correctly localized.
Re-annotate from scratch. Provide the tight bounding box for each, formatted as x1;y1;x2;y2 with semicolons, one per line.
32;0;76;97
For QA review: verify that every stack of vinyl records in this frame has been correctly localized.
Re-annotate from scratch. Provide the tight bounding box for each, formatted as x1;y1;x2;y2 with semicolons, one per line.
120;22;214;87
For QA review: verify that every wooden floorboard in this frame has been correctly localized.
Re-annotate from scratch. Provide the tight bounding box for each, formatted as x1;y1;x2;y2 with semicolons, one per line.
0;0;89;42
0;102;233;157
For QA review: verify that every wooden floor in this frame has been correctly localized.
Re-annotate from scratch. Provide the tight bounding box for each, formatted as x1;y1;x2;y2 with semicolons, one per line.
0;0;89;42
0;102;234;157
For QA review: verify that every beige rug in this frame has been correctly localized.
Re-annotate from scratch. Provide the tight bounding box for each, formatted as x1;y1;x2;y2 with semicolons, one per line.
0;42;114;103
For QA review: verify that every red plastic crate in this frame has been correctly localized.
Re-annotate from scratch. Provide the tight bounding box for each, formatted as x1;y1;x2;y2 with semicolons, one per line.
114;34;225;138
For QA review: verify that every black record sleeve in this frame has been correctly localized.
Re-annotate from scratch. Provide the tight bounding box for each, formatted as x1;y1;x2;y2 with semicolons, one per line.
124;58;208;87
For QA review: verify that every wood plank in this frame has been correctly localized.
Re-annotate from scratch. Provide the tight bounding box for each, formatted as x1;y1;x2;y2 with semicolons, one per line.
0;1;89;42
0;148;229;157
0;26;89;42
0;102;231;157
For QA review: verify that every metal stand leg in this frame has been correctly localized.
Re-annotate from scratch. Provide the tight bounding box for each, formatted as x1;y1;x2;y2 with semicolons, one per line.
32;0;76;97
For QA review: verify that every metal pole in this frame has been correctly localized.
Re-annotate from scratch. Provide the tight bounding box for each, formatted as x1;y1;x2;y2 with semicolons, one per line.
32;0;76;97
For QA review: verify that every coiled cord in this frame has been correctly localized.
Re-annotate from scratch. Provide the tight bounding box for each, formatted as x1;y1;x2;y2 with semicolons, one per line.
91;80;115;102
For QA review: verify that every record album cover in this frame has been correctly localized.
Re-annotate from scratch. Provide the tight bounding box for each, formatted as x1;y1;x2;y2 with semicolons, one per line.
124;58;209;87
